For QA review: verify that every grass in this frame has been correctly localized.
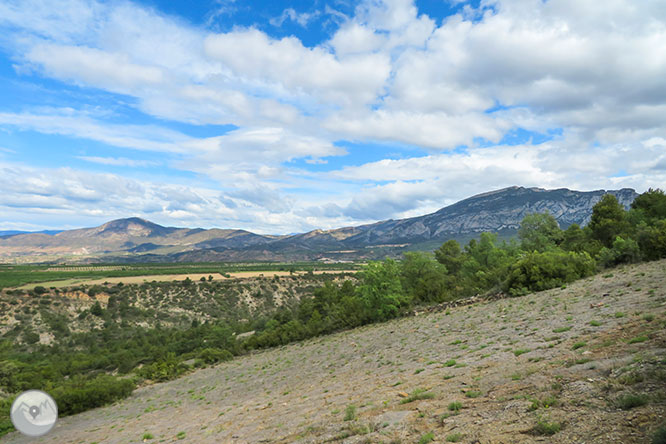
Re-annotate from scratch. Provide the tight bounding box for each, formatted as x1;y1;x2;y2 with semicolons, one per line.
419;432;435;444
465;390;482;398
616;393;649;410
532;419;562;436
400;388;435;404
176;431;186;439
142;433;154;440
444;359;457;367
589;320;602;326
572;341;586;350
628;335;649;344
344;404;357;421
513;348;530;357
448;401;462;412
446;432;462;442
553;326;572;333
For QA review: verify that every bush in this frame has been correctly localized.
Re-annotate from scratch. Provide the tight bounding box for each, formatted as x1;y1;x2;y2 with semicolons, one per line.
616;393;649;410
598;236;641;267
652;424;666;444
504;250;596;295
196;348;233;365
533;419;561;436
51;375;135;416
344;404;356;421
136;355;187;382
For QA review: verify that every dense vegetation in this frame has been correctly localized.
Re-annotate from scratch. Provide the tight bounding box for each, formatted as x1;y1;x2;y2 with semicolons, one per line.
1;189;665;436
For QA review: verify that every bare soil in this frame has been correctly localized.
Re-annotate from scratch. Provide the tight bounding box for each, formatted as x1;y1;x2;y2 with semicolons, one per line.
4;260;665;444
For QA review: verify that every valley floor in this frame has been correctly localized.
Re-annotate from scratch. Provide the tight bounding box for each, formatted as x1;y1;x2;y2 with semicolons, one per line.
5;260;666;444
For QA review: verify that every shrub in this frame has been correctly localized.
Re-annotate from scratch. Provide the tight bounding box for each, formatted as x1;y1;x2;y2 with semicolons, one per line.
533;419;561;436
598;236;641;267
616;393;649;410
419;432;435;444
400;388;435;404
344;404;356;421
196;348;233;365
51;375;135;416
504;250;595;295
448;401;462;412
445;433;462;442
652;424;666;444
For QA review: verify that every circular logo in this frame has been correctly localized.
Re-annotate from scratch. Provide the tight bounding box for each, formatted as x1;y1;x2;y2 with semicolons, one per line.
10;390;58;437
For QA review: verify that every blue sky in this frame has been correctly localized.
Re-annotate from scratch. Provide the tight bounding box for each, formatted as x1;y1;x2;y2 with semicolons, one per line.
0;0;664;233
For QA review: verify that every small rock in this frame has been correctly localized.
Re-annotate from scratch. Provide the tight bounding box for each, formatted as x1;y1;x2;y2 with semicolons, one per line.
397;391;409;398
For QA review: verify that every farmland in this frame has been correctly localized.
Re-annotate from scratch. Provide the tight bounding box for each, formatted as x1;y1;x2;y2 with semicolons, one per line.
0;262;361;290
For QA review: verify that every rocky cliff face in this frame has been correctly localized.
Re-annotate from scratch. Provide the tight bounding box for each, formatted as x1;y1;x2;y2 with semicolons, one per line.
333;186;638;246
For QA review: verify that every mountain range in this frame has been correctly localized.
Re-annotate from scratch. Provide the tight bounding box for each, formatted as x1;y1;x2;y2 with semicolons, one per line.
0;186;639;263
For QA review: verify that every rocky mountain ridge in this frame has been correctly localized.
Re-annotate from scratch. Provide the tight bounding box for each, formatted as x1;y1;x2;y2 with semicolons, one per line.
0;186;639;262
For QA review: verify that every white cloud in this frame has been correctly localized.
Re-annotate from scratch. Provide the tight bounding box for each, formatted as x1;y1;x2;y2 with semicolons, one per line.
26;44;165;93
270;8;320;27
204;28;391;108
0;109;190;153
77;156;160;167
0;0;665;231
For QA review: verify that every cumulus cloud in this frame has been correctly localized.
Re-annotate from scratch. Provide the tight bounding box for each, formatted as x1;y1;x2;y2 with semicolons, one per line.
0;0;664;231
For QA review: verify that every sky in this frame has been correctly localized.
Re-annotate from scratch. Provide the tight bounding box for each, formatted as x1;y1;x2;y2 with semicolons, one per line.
0;0;665;234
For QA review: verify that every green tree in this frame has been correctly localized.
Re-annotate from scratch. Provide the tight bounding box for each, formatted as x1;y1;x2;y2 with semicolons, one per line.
635;220;666;260
435;239;463;275
588;194;631;248
518;212;563;252
460;233;514;293
630;188;666;223
356;259;409;322
504;250;596;295
560;223;585;251
90;301;104;317
598;236;641;267
401;252;449;303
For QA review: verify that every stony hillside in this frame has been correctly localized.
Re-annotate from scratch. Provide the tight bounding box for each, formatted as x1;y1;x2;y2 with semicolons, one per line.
4;260;664;443
0;274;349;343
0;187;638;263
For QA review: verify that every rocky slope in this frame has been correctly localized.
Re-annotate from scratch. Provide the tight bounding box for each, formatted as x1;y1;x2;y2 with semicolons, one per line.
3;259;664;443
0;187;639;263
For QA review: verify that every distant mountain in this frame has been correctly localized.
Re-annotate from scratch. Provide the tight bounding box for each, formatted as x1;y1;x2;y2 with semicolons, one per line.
0;186;639;263
0;229;62;238
309;186;639;248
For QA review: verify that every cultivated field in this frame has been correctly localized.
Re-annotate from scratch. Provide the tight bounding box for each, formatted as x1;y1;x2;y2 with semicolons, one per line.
4;260;665;443
14;270;355;290
0;262;360;289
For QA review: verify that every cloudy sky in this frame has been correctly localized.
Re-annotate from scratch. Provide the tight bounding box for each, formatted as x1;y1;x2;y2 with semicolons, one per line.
0;0;665;233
